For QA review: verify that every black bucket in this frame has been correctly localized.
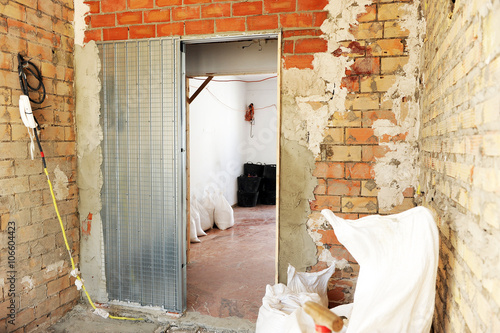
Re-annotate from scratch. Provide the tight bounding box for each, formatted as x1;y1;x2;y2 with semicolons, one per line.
260;190;276;205
238;191;259;207
237;176;261;193
261;178;276;191
263;164;276;179
244;163;264;177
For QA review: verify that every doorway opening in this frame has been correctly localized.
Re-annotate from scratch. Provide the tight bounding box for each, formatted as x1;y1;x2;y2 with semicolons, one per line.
184;37;279;322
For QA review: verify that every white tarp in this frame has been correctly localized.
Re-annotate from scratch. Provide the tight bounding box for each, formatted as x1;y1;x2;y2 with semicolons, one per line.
322;206;439;333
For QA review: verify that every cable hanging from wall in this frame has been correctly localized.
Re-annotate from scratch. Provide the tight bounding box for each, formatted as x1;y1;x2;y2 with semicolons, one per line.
17;53;144;322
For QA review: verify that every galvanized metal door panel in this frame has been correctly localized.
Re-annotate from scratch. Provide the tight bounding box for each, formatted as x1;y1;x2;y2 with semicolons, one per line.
98;38;185;312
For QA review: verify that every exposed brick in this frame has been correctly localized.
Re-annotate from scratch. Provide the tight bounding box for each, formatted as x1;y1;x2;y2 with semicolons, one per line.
282;29;322;38
362;110;397;127
327;179;361;196
345;162;373;179
360;75;396;92
384;21;410;38
341;76;360;92
380;56;408;74
310;195;341;212
362;145;390;161
90;14;115;28
117;12;142;25
84;29;102;42
144;9;170;23
202;3;230;18
280;13;313;28
157;22;183;36
341;197;377;213
232;1;262;16
367;39;404;56
283;39;294;53
264;0;295;13
283;54;314;69
314;179;327;195
103;26;130;40
378;3;406;21
184;0;210;4
324;146;362;162
346;128;377;144
316;229;341;245
156;0;181;6
313;162;344;178
346;93;379;110
101;0;126;13
172;6;200;21
128;0;154;9
357;4;376;22
247;14;278;30
329;111;362;127
350;57;380;75
294;38;327;53
349;22;383;40
215;17;245;32
185;20;214;35
0;2;27;21
85;1;100;14
297;0;328;11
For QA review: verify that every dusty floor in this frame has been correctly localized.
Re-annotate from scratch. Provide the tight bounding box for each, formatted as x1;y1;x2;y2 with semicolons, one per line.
48;205;275;332
47;304;255;333
187;204;276;322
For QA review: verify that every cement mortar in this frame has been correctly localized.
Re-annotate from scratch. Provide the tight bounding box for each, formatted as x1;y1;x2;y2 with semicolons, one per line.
74;42;108;301
278;138;318;282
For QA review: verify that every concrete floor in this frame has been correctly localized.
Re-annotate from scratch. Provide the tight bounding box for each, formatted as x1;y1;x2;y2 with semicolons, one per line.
187;204;276;322
48;205;275;332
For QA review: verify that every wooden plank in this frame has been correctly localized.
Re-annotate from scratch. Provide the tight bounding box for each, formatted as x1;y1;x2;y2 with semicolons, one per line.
187;75;213;104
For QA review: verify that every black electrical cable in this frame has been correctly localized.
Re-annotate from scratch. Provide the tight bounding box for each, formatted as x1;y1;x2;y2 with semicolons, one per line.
17;54;46;104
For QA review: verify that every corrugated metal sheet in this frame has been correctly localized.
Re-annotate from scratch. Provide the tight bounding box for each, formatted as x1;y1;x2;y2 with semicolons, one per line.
98;38;185;312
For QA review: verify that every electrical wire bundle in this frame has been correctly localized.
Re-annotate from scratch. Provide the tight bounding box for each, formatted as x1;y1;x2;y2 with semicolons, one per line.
17;54;143;321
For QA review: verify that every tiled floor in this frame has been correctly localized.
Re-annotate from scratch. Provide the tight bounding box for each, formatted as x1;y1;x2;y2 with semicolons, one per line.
187;204;276;323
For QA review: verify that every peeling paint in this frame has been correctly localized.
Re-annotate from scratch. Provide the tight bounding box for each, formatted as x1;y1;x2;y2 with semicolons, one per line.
283;0;372;155
54;165;69;201
373;0;426;210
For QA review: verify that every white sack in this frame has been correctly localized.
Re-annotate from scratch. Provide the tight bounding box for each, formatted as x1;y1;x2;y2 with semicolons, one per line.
256;284;320;333
287;264;336;308
321;206;439;333
201;190;216;227
189;214;200;243
193;196;212;231
213;192;234;230
190;200;206;238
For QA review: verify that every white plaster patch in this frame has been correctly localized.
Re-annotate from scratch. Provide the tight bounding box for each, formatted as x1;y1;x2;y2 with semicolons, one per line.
21;276;34;290
373;0;426;210
0;278;4;287
45;260;65;273
73;0;90;47
54;165;69;200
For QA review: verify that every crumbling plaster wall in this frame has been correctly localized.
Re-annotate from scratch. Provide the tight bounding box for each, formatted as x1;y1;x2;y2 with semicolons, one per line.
420;0;500;331
79;0;424;306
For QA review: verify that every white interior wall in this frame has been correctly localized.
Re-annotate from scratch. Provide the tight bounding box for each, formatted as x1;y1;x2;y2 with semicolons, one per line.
189;77;247;205
244;77;278;164
189;75;277;206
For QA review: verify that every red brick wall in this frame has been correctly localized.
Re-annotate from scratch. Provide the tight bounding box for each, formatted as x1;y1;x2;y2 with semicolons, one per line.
0;0;79;331
85;0;416;308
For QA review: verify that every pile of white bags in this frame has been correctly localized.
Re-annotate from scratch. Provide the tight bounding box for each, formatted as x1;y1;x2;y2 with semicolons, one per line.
256;206;439;333
256;264;336;333
189;191;234;243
